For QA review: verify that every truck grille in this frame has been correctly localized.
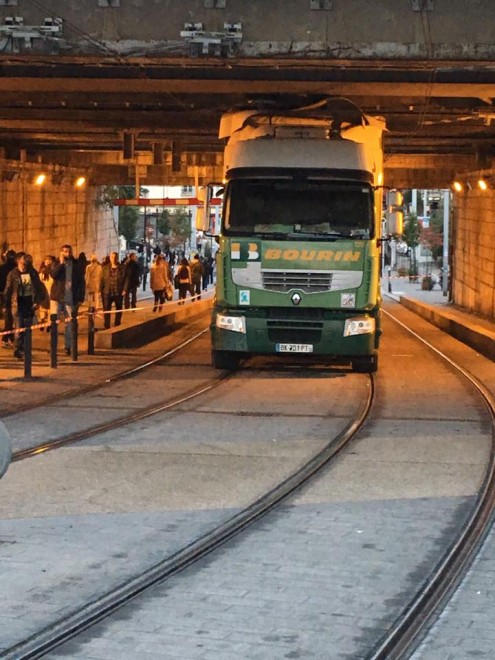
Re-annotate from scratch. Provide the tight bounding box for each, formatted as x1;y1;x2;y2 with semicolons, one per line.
262;270;332;293
267;309;323;344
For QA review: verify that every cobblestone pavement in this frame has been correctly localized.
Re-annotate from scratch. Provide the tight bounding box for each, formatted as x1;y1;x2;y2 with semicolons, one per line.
1;284;494;659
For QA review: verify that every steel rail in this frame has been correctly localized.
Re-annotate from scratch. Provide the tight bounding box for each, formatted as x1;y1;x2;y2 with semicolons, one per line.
1;375;374;660
0;325;209;419
12;368;228;462
366;308;495;660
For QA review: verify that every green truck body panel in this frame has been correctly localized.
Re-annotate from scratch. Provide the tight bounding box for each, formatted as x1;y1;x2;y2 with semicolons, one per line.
211;236;382;360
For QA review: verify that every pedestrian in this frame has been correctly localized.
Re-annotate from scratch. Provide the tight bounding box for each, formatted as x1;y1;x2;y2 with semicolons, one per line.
38;255;55;330
77;251;89;273
189;254;203;301
150;254;170;312
101;251;125;328
201;257;210;291
122;252;141;310
4;254;46;359
139;255;149;291
85;255;103;309
0;249;17;347
50;244;86;355
176;257;192;306
208;256;215;285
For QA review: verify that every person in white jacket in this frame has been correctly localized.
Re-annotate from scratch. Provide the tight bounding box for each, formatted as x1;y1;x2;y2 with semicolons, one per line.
150;255;170;312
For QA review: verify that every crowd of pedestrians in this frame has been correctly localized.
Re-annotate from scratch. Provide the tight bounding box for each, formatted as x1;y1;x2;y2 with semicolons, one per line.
0;244;215;361
0;244;85;359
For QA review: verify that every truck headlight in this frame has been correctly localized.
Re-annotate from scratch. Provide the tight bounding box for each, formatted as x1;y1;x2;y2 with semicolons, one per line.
343;316;375;337
216;314;246;334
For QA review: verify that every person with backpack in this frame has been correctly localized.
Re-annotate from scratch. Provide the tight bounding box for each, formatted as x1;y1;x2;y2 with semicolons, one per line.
176;257;192;305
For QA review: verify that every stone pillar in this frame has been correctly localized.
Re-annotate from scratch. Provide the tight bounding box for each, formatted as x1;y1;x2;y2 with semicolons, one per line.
451;172;495;319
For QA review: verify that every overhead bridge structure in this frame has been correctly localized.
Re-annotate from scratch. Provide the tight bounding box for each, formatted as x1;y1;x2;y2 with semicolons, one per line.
0;0;494;188
0;0;494;319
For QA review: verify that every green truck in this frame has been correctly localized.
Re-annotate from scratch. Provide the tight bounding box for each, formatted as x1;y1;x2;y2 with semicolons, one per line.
210;102;386;372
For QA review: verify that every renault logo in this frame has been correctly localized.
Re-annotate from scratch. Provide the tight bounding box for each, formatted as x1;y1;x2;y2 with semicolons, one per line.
291;292;302;305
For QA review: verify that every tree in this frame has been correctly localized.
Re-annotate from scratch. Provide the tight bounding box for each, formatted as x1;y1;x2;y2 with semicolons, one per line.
403;213;421;277
168;208;191;249
117;186;141;241
119;206;139;241
157;209;171;237
421;209;443;262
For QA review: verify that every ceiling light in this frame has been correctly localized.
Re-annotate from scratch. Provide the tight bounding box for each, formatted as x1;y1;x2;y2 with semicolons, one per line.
33;173;47;186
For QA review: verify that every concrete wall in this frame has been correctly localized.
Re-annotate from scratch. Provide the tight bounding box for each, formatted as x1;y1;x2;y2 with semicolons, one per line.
452;177;495;320
0;177;118;265
1;0;494;58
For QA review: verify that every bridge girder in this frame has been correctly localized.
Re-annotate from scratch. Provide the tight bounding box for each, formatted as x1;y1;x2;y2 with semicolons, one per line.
0;56;494;189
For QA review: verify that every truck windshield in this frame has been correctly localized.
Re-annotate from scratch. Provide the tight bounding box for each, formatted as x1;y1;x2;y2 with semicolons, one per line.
223;179;374;238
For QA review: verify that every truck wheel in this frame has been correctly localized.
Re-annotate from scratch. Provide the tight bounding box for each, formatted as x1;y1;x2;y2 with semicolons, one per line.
351;355;378;373
212;350;240;370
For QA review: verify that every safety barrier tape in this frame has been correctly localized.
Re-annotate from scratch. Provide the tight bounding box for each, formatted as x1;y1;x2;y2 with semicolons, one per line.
0;291;207;337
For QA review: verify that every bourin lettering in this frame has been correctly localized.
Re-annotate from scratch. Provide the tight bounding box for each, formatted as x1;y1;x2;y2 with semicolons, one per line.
264;249;361;262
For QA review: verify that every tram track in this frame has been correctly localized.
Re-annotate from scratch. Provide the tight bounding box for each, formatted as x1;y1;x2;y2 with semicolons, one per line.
3;305;494;659
365;308;495;659
9;327;232;461
1;370;375;659
0;318;211;419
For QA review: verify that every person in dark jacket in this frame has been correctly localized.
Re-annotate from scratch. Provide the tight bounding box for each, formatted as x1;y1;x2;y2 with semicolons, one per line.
0;249;17;347
189;253;203;301
122;252;141;310
176;257;192;305
101;251;125;328
4;254;46;359
201;257;211;291
50;244;86;355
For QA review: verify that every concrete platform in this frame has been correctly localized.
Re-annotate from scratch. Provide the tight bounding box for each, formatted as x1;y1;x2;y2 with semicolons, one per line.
385;279;495;363
94;298;212;349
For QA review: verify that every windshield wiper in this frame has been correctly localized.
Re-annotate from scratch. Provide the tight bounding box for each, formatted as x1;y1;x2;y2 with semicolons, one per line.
290;229;348;238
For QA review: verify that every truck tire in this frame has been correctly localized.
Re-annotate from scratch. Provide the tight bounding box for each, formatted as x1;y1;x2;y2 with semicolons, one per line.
351;355;378;373
212;350;240;370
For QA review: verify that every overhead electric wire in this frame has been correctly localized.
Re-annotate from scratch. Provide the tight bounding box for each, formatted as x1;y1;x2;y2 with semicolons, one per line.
21;0;191;110
412;0;437;135
23;0;126;62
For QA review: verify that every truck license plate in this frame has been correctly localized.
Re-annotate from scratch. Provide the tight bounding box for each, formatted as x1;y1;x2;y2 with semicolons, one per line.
276;343;314;353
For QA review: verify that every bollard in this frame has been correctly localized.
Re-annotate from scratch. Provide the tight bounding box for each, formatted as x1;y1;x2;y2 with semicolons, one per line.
0;421;12;479
71;311;78;362
23;316;33;379
87;306;95;355
50;312;58;369
388;266;392;293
